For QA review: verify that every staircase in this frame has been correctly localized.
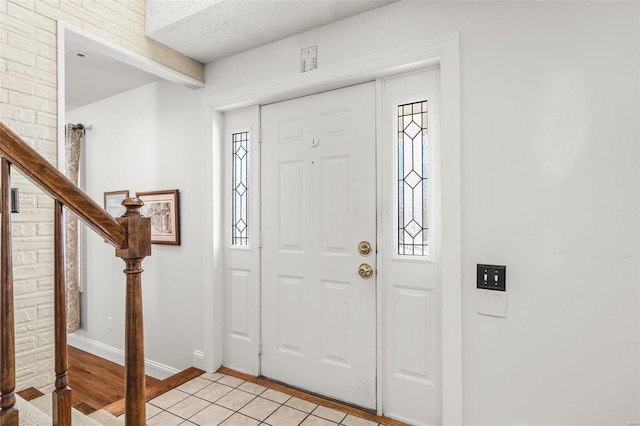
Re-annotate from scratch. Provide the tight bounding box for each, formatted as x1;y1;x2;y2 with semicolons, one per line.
0;122;152;425
16;395;123;426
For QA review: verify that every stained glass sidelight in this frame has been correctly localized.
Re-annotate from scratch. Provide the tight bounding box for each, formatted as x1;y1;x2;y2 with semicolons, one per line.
397;100;429;256
232;131;249;246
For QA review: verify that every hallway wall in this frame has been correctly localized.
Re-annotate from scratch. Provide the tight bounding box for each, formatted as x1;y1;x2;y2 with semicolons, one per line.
204;2;640;425
66;80;205;376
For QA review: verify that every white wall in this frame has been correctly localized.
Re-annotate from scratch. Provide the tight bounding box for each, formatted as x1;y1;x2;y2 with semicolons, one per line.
66;80;205;376
204;2;639;425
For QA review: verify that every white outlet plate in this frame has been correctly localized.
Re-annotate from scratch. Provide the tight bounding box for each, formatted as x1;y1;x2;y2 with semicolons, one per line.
301;45;317;72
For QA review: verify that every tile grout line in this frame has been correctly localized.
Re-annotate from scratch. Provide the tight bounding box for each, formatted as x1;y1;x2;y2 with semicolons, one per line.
142;372;379;426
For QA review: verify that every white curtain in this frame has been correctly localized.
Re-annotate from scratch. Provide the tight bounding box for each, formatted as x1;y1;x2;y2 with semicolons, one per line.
64;124;83;333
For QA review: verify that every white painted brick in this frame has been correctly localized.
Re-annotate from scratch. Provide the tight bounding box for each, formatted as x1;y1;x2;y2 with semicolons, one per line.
13;239;52;251
35;55;55;73
38;276;53;290
2;13;36;37
14;263;52;280
16;336;37;352
13;207;55;223
16;293;52;309
37;357;54;374
38;303;53;319
0;103;37;123
103;0;143;25
59;0;96;23
37;331;54;347
5;120;52;139
35;27;56;46
81;20;121;45
17;348;53;367
8;90;56;113
7;61;56;85
16;361;37;378
37;249;53;263
7;2;55;33
36;83;56;100
36;139;58;158
34;0;60;20
36;111;56;127
14;279;37;294
14;250;38;265
3;45;37;67
0;72;37;94
37;194;53;208
19;193;37;209
15;307;37;323
13;222;38;237
37;222;54;236
25;319;52;333
8;0;35;11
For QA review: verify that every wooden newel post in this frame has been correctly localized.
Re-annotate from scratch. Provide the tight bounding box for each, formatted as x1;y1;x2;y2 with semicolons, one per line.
115;198;151;426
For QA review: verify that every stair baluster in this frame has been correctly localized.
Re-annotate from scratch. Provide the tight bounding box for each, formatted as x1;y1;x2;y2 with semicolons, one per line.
53;200;72;425
0;159;18;426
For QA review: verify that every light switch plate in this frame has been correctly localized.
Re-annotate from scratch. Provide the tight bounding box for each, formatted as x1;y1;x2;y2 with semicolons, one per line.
477;264;506;291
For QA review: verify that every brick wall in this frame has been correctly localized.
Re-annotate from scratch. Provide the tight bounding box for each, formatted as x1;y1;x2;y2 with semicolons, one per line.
0;0;204;391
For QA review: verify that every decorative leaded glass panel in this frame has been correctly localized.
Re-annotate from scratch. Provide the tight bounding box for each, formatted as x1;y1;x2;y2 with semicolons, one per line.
232;131;249;246
398;100;429;256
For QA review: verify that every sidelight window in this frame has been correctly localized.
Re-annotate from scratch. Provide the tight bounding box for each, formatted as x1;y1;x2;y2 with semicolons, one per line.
232;131;249;246
397;100;429;256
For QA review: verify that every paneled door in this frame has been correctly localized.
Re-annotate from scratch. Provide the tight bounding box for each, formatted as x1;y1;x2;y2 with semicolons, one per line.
261;82;377;409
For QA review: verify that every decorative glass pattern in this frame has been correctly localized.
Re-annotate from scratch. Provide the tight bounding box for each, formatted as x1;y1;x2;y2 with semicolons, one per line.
232;131;249;246
398;101;429;256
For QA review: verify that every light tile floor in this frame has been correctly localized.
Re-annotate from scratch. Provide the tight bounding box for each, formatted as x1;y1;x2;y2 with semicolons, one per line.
119;372;382;426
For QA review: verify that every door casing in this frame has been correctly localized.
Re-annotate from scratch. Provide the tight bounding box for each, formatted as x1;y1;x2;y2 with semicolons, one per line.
203;34;462;424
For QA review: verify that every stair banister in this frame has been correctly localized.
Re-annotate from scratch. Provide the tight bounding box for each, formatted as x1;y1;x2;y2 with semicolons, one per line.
1;158;18;426
0;123;126;248
0;122;151;426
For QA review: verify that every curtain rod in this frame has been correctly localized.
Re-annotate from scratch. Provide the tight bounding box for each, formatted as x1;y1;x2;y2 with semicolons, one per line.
72;123;93;131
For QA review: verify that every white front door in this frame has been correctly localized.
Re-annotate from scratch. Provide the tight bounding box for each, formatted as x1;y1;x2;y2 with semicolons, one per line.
261;82;377;409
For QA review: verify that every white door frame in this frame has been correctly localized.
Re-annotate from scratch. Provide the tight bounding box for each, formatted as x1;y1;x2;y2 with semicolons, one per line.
202;33;462;424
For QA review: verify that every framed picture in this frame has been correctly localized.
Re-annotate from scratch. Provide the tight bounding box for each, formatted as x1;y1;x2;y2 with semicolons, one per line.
104;190;129;218
136;190;180;245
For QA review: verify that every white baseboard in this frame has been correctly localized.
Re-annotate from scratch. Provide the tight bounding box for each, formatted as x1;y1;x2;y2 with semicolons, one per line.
192;350;205;371
68;333;180;380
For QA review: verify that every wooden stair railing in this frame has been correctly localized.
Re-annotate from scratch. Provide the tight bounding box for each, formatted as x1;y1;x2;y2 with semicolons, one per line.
0;122;151;426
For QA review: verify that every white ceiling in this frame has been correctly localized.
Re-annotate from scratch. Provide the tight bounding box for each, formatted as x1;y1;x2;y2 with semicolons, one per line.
65;33;161;111
65;0;398;110
146;0;399;64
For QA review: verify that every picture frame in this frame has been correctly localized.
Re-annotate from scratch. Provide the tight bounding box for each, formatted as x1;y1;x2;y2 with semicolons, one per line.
104;190;129;218
136;189;180;245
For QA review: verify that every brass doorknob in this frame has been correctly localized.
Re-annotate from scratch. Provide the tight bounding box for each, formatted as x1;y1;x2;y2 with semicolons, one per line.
358;241;372;256
358;263;374;279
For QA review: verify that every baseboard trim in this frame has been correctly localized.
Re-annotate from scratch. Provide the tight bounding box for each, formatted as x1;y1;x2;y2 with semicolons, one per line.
68;333;180;380
192;350;205;370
